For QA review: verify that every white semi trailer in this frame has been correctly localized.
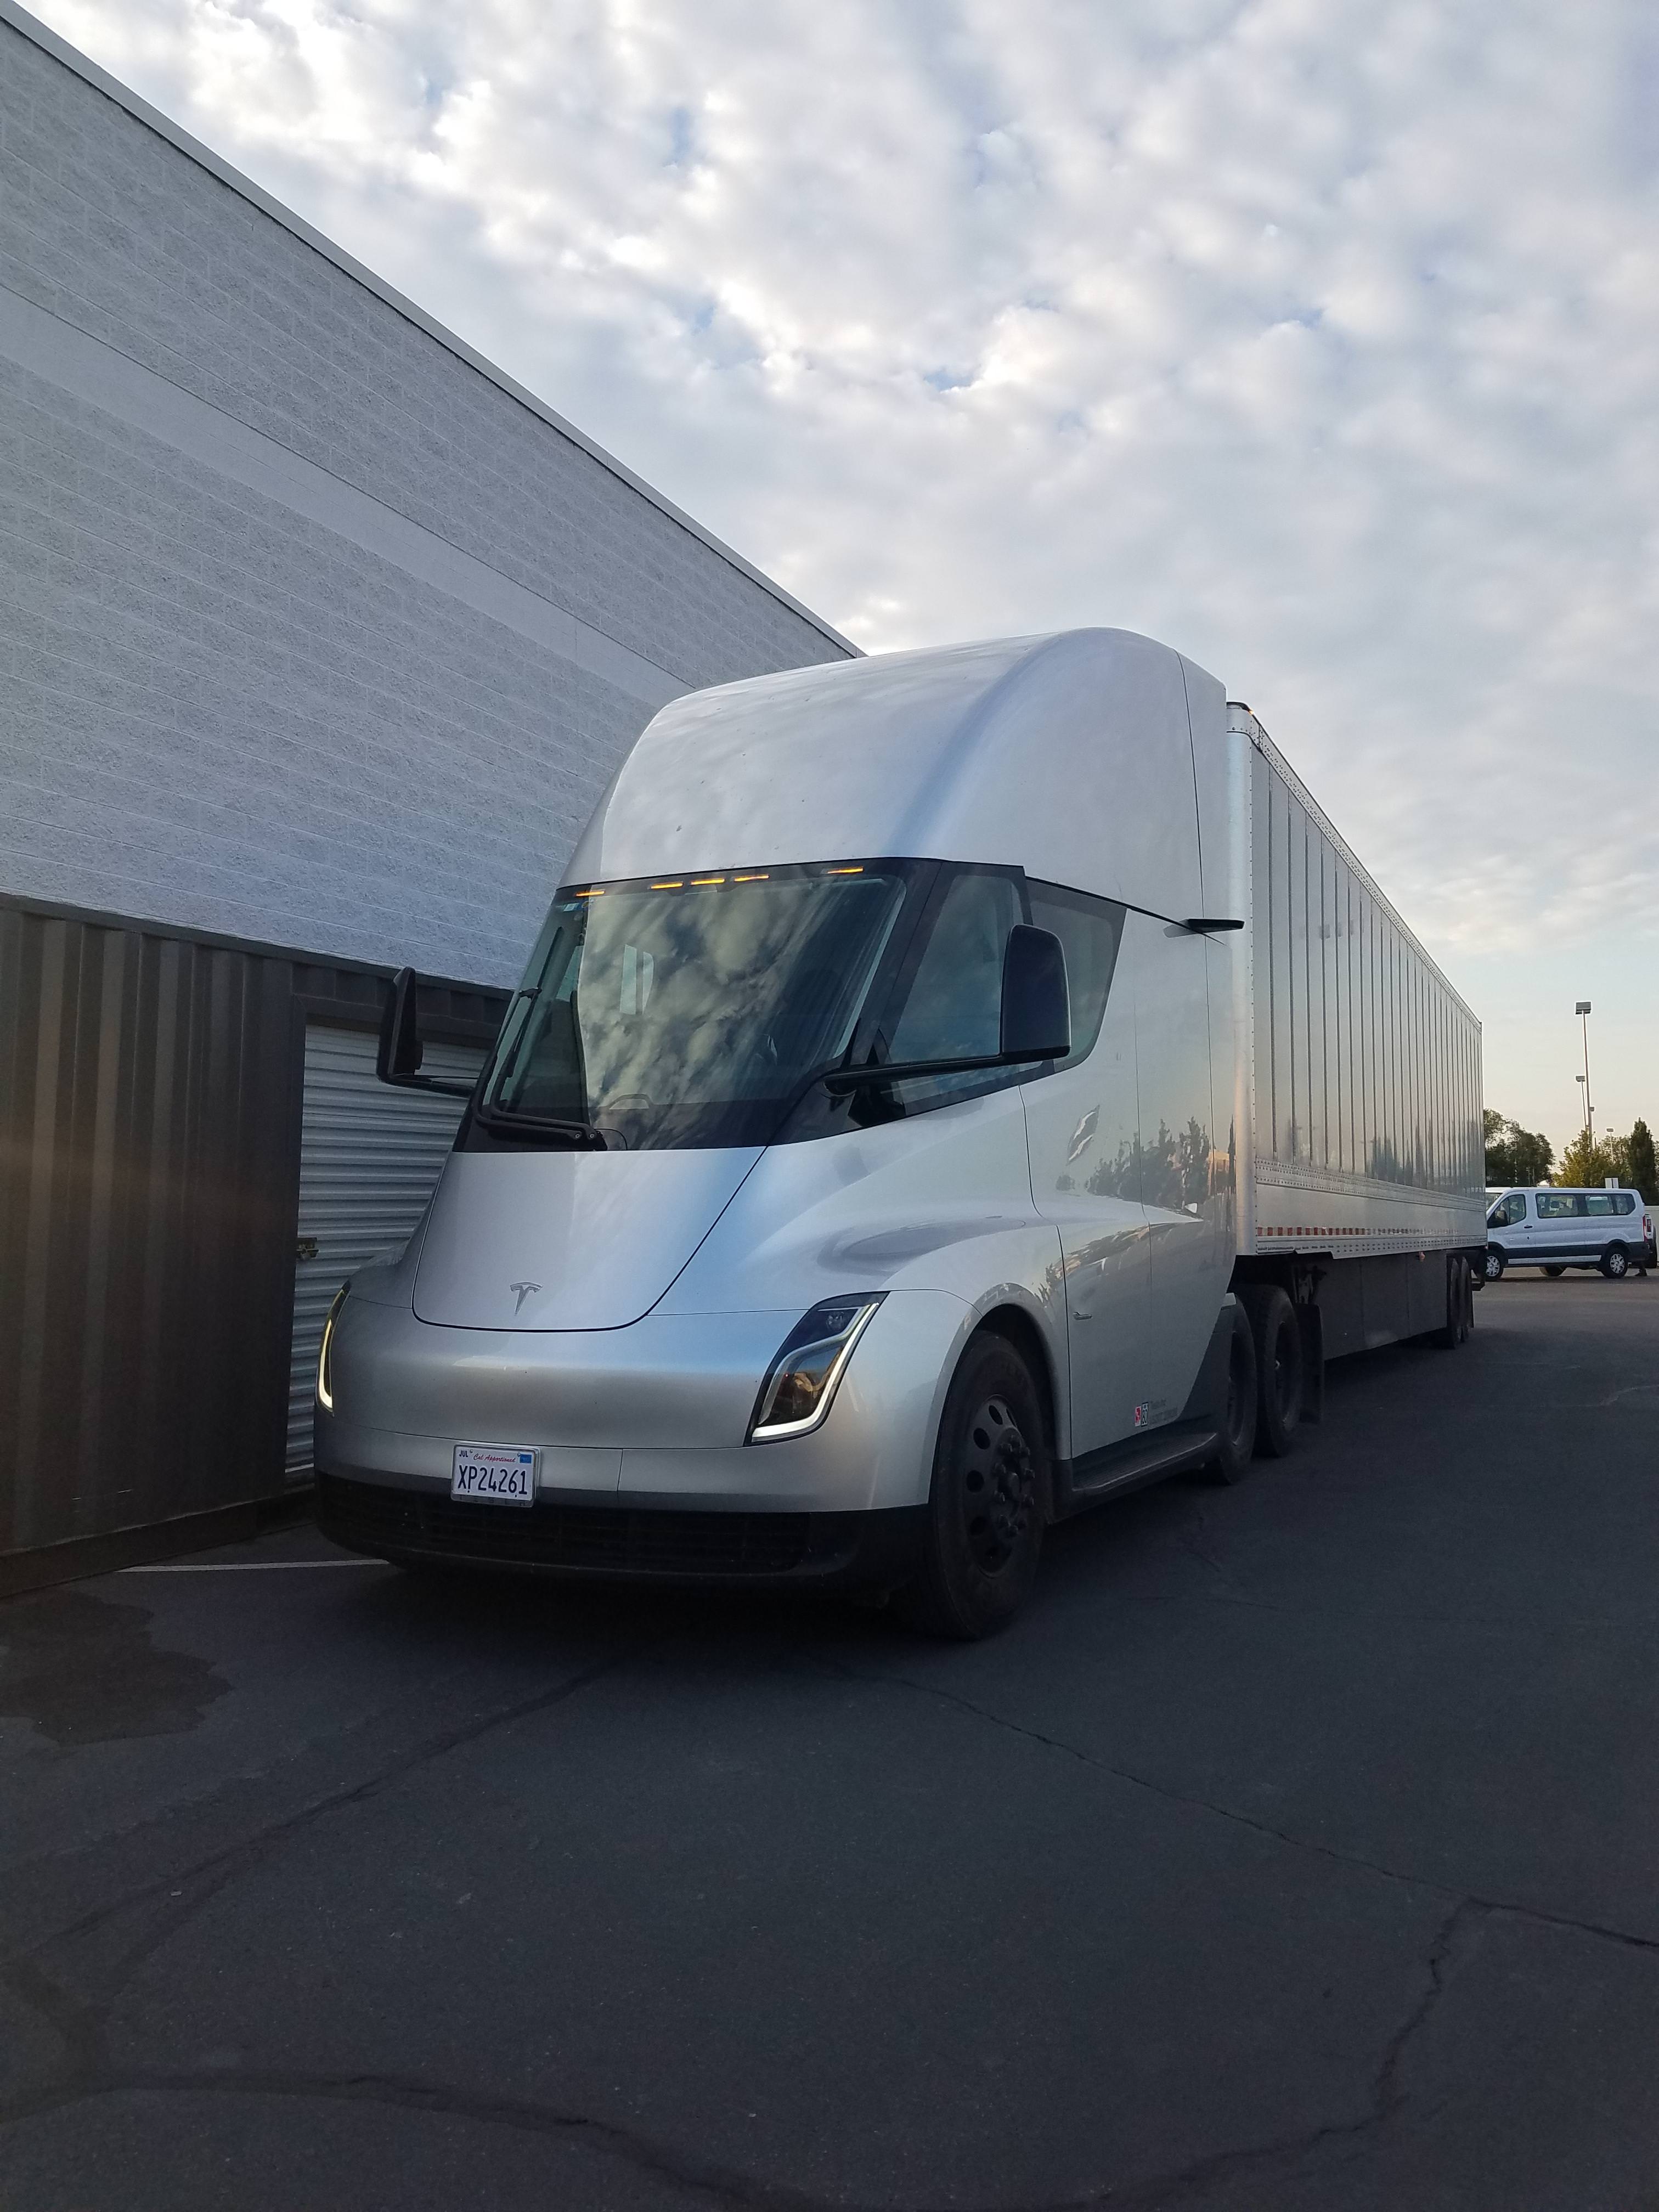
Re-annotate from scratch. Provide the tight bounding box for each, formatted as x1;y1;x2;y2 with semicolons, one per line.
317;629;1485;1635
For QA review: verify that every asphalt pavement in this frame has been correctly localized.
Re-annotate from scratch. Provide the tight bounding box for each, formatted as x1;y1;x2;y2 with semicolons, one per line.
3;1274;1658;2211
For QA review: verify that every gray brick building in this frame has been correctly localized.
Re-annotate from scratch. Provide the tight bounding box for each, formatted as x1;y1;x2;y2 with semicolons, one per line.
0;0;856;1585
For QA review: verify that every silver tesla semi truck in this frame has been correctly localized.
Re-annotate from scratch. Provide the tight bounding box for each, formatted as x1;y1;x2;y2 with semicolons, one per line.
315;629;1485;1635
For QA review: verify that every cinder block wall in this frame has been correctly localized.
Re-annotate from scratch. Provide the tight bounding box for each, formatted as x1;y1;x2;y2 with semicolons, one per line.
0;4;853;985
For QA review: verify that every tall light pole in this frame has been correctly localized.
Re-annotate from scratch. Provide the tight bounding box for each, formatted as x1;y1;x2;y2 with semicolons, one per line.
1575;1001;1593;1146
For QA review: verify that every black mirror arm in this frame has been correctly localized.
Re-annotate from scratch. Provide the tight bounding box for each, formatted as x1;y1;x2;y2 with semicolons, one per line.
821;1046;1057;1094
382;1070;477;1100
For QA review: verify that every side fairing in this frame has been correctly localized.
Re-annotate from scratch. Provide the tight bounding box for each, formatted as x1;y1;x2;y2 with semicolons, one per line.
656;1087;1071;1450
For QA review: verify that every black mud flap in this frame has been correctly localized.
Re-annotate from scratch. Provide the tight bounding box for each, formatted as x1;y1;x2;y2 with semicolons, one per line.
1297;1301;1325;1423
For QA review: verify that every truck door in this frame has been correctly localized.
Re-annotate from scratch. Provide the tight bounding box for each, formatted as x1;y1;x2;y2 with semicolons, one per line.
1020;883;1155;1458
1130;913;1227;1425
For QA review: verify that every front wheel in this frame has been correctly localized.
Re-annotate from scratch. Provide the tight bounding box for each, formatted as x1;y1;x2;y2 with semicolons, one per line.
905;1333;1048;1640
1484;1246;1506;1283
1601;1243;1630;1280
1201;1302;1260;1484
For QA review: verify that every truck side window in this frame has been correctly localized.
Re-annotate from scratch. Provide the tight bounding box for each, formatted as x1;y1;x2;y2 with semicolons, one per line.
887;870;1022;1068
1027;879;1126;1066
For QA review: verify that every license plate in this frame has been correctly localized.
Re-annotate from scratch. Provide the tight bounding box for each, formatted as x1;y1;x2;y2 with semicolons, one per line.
451;1444;539;1505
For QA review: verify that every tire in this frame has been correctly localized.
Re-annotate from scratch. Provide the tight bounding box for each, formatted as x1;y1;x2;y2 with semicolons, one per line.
1483;1246;1506;1283
906;1333;1048;1640
1240;1285;1303;1458
1601;1243;1630;1280
1544;1265;1567;1278
1435;1256;1471;1348
1201;1302;1259;1483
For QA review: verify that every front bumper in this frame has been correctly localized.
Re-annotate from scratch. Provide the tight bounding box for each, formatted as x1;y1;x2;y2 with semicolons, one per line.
317;1473;926;1588
317;1288;970;1520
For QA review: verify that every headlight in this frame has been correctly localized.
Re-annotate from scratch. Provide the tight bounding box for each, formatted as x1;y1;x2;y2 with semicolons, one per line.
317;1282;350;1410
747;1295;885;1443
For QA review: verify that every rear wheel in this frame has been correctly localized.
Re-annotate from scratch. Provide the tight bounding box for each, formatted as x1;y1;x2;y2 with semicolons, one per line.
1484;1246;1506;1283
1435;1256;1471;1348
905;1333;1048;1640
1240;1286;1303;1458
1601;1243;1630;1280
1201;1302;1259;1484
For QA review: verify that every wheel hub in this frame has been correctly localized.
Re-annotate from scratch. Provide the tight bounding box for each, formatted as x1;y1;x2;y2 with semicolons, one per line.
961;1396;1035;1572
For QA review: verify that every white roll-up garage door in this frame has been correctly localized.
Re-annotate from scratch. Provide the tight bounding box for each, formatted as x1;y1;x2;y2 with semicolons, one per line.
287;1022;487;1477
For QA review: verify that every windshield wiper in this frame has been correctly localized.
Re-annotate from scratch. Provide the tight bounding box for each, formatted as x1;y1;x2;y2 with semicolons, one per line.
473;1084;619;1148
473;1099;620;1147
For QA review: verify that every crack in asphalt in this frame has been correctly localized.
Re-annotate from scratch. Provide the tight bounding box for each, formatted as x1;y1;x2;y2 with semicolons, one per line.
0;2048;839;2211
15;1638;653;1982
5;1645;1657;2212
0;1636;666;2169
822;1661;1659;1963
0;1900;1496;2212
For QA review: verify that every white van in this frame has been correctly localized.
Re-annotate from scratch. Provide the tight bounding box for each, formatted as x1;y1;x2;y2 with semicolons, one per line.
1483;1187;1652;1279
315;630;1485;1635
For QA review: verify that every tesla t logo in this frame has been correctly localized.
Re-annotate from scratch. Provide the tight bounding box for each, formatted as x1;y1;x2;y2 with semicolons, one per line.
509;1281;541;1315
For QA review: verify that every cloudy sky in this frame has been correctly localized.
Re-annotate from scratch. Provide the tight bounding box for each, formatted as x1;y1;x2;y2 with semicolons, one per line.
35;0;1659;1152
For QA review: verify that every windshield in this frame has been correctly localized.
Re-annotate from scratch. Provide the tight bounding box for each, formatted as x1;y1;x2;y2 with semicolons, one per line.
477;863;914;1150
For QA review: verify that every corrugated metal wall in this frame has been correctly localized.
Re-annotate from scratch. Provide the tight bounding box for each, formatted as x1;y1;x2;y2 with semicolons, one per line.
287;1025;486;1476
0;895;504;1562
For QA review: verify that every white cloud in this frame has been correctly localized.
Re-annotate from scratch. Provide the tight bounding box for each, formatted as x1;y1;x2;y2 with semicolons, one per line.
31;0;1659;1141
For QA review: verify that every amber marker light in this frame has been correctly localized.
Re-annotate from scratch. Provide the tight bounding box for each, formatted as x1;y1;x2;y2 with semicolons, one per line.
690;876;727;887
822;865;864;875
733;872;770;883
651;880;684;890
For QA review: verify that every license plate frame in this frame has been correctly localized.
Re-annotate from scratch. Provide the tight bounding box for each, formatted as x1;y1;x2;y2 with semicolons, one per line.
450;1443;539;1506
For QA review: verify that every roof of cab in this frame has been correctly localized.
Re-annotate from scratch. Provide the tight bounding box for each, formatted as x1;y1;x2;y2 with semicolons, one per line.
562;627;1224;917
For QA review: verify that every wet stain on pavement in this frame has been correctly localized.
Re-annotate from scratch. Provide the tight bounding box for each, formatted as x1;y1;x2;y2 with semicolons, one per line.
0;1587;230;1745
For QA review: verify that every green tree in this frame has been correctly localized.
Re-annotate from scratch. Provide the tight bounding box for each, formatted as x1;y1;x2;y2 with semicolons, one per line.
1627;1119;1658;1204
1555;1131;1611;1188
1560;1122;1657;1199
1485;1114;1554;1188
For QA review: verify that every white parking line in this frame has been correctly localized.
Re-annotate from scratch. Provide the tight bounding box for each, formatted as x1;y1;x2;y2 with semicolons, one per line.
122;1560;391;1573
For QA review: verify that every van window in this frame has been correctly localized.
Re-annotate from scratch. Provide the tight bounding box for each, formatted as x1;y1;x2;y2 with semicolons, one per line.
1584;1193;1615;1216
1615;1192;1637;1215
1535;1192;1584;1218
1488;1192;1526;1228
1026;881;1126;1067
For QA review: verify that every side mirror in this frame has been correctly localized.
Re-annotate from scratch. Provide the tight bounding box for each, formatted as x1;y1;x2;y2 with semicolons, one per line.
377;966;424;1082
1000;926;1070;1062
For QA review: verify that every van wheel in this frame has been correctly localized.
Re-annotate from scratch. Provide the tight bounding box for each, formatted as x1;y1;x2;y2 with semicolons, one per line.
1544;1265;1567;1278
905;1334;1047;1640
1201;1303;1259;1483
1483;1247;1505;1283
1601;1243;1630;1280
1240;1286;1303;1458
